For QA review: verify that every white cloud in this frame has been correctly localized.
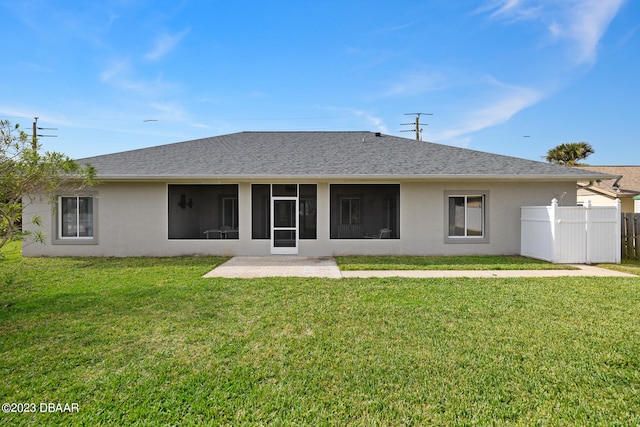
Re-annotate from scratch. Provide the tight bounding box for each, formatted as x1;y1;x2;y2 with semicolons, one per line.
149;102;188;121
376;20;422;33
480;0;626;64
190;123;211;129
100;61;181;97
315;107;388;133
0;106;81;132
432;81;543;142
347;109;388;133
483;0;543;22
466;86;541;129
145;28;190;61
380;71;448;98
100;60;129;82
563;0;626;64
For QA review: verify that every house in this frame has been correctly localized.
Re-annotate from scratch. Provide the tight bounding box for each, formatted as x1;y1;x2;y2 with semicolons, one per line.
575;166;640;213
22;131;613;257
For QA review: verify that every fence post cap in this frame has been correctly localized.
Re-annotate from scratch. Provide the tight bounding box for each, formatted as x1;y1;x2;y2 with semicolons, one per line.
585;199;592;208
551;198;558;206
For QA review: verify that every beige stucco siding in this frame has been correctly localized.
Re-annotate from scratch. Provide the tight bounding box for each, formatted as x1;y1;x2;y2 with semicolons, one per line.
22;180;576;257
577;188;633;212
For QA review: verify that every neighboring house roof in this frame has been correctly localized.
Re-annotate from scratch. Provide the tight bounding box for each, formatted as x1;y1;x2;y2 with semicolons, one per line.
78;131;615;181
575;165;640;198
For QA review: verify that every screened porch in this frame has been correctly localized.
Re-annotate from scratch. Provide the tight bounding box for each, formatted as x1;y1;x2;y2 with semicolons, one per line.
329;184;400;239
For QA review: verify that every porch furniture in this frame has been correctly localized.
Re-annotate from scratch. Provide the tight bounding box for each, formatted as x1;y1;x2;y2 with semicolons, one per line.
204;228;238;239
365;228;392;239
204;229;221;239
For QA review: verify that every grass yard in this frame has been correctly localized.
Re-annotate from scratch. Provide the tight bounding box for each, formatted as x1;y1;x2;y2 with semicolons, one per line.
599;259;640;276
336;255;579;271
1;243;640;425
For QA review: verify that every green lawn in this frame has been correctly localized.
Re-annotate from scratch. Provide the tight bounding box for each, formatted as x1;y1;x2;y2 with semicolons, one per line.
599;259;640;276
1;244;640;425
336;255;578;270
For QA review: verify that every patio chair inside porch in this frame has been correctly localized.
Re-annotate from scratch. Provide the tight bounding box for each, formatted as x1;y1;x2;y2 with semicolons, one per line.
366;228;392;239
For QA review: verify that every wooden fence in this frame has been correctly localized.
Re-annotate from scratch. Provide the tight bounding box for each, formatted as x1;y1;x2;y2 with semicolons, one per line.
622;213;640;260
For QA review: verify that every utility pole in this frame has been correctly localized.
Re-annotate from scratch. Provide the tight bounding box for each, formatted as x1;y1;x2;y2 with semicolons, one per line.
32;117;38;150
31;117;57;150
401;112;433;141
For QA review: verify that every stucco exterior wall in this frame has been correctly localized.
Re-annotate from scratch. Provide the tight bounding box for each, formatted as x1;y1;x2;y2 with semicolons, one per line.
22;180;576;257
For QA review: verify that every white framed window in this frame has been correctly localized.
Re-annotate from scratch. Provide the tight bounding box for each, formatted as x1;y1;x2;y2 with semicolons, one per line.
445;191;489;243
58;196;94;239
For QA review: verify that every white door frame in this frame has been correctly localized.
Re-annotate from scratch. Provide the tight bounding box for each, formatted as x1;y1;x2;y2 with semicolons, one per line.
270;195;299;255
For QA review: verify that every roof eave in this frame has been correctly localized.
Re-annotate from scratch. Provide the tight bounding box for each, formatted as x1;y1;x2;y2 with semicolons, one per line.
93;173;613;182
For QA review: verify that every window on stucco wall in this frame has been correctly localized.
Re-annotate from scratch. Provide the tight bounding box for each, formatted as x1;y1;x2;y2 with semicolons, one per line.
444;191;489;244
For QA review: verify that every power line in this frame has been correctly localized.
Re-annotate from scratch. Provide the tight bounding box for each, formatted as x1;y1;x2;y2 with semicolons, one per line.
32;117;57;149
400;112;433;141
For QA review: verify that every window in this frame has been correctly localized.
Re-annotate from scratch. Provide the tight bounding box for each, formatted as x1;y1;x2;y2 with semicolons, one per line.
445;192;489;243
59;196;94;238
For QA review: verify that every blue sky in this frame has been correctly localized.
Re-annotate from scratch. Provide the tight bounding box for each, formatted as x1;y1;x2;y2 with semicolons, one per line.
1;0;638;164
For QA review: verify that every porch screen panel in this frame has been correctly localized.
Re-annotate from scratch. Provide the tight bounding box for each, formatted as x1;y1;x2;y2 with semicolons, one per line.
168;184;238;239
251;184;270;239
330;184;399;239
299;184;317;239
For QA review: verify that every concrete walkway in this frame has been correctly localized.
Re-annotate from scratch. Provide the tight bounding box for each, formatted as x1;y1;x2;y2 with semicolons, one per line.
203;256;636;279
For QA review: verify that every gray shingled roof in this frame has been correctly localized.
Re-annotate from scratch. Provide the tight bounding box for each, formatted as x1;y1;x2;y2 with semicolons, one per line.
78;131;613;181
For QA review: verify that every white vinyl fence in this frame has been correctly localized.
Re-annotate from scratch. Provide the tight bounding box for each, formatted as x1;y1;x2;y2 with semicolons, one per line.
521;199;621;264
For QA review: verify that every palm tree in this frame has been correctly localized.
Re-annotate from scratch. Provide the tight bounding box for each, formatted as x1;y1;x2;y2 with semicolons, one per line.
545;142;594;166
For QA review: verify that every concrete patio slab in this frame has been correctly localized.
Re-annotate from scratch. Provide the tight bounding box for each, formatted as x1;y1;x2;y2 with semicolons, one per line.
203;257;636;279
202;256;342;279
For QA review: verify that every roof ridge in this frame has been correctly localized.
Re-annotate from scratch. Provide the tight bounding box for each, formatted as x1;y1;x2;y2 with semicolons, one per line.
240;130;374;134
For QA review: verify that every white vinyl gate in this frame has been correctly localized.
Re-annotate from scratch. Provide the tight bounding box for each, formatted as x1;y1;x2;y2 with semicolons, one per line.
521;199;621;264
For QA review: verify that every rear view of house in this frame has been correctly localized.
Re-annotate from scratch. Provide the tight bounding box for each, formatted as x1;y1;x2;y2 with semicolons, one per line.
22;131;612;257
